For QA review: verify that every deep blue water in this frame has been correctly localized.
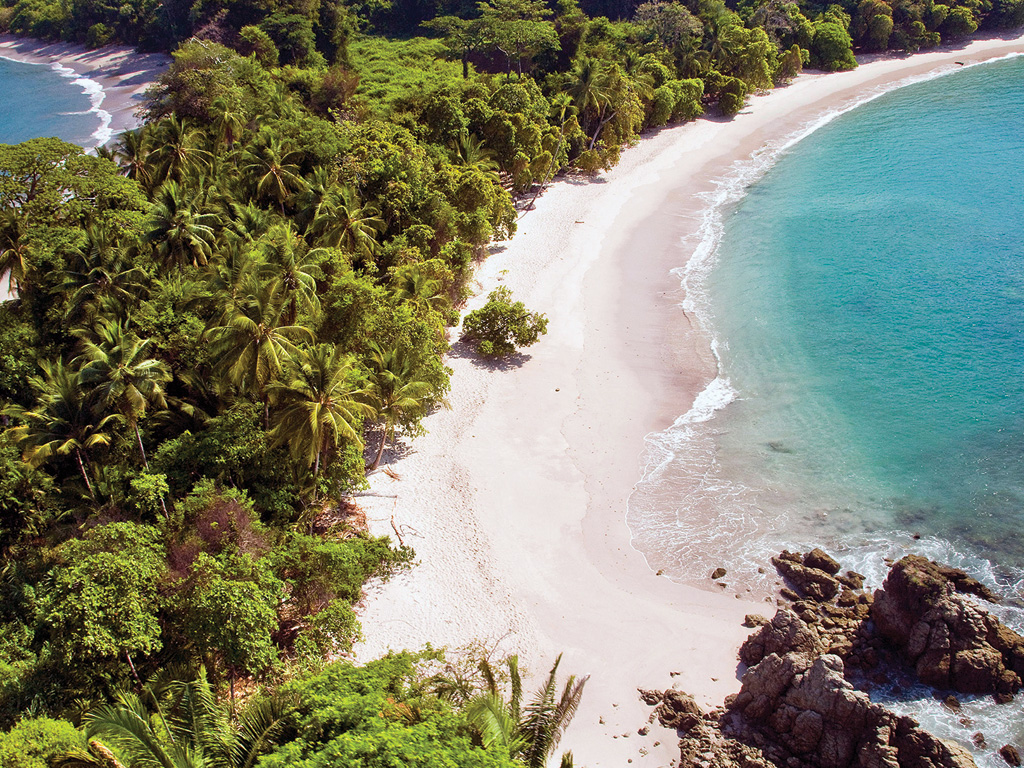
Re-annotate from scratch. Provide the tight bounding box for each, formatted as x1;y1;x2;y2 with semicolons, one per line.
628;54;1024;767
0;56;104;146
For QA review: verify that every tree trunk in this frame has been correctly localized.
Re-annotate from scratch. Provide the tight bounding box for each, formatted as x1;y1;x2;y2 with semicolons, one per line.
134;422;149;469
135;422;169;519
462;54;469;79
75;448;96;500
369;422;388;471
588;107;617;151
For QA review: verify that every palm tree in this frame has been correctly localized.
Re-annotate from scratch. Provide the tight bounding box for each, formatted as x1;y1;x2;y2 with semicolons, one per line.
55;668;293;768
242;137;306;216
466;654;587;768
112;127;154;191
566;57;620;150
269;344;374;492
145;181;219;271
255;223;322;324
211;95;245;151
4;359;114;499
307;184;384;262
391;266;449;315
0;210;29;297
364;343;433;471
149;115;212;186
206;284;314;426
453;130;500;177
75;320;172;470
62;225;149;322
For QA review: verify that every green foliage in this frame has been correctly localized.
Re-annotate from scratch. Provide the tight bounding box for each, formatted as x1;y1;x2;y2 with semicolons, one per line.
42;522;166;664
172;551;283;678
0;716;82;768
240;24;281;67
260;654;521;768
462;286;548;357
810;19;857;71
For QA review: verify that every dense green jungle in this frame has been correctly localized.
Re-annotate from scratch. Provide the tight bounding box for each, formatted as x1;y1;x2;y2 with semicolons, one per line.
0;0;1021;760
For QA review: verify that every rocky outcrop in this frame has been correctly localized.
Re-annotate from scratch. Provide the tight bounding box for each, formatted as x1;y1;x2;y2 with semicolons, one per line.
871;555;1024;694
646;650;977;768
773;552;841;602
643;551;1024;768
729;652;977;768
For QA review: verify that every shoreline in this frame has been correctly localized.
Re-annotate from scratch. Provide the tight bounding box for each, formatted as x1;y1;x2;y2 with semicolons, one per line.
354;31;1021;768
0;34;170;144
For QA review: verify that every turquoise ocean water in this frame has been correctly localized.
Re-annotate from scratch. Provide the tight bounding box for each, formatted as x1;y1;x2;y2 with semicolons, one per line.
628;55;1024;764
0;55;109;146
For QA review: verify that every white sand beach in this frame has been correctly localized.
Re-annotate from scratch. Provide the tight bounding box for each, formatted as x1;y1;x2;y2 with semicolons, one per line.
0;34;169;141
352;31;1024;768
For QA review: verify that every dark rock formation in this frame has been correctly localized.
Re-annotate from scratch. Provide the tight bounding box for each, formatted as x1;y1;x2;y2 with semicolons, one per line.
1001;744;1022;766
730;652;976;768
653;689;703;731
642;551;1024;768
871;555;1024;694
773;552;840;602
804;548;841;575
713;567;728;580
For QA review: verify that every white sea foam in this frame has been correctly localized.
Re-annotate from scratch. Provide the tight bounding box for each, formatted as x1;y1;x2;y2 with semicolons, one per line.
51;62;113;147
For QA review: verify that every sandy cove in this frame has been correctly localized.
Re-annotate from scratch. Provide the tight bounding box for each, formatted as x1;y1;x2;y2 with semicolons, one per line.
353;31;1024;768
0;34;169;141
358;32;1024;768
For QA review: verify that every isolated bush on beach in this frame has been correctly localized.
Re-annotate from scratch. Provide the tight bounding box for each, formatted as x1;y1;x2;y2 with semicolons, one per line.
462;286;548;357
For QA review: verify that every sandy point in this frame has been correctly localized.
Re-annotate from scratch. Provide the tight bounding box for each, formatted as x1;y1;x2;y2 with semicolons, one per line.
0;33;170;139
353;31;1024;768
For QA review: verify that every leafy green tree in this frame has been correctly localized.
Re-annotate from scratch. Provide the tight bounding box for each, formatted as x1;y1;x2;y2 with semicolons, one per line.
479;0;561;77
0;138;145;227
0;717;83;768
174;552;283;689
462;286;548;357
239;24;280;68
941;6;978;36
260;654;520;768
41;522;166;667
810;18;857;71
424;15;488;79
633;0;702;50
5;359;114;499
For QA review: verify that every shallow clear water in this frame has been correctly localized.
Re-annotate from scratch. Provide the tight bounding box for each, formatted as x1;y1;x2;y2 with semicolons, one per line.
627;55;1024;767
0;55;108;146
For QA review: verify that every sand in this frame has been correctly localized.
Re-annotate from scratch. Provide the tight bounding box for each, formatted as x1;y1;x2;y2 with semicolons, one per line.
0;34;170;142
352;31;1024;768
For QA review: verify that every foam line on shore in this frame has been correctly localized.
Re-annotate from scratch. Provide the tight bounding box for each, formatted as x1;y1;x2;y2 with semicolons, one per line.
0;34;169;147
626;48;1024;599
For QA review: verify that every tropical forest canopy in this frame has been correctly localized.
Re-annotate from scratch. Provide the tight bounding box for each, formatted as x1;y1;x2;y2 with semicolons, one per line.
0;0;1021;761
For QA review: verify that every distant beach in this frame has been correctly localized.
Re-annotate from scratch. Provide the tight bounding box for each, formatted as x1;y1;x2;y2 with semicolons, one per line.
352;30;1024;768
0;33;169;144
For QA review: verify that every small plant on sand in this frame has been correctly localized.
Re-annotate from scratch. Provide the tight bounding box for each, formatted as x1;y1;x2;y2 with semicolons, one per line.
461;286;549;357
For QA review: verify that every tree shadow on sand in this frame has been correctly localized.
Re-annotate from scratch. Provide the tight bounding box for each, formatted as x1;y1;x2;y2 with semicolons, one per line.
448;338;532;371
